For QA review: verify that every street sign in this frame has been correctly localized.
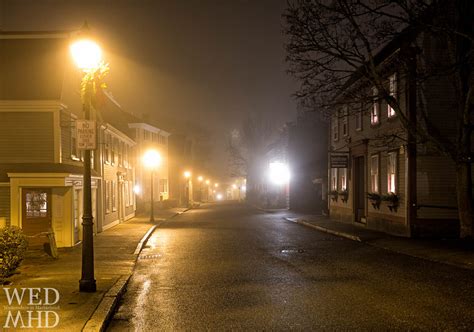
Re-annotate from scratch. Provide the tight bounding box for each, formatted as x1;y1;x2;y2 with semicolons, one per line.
330;153;349;168
76;120;97;150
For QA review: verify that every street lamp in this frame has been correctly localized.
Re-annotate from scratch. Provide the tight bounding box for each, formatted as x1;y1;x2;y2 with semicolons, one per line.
197;176;203;202
184;171;191;207
143;150;161;222
70;31;104;293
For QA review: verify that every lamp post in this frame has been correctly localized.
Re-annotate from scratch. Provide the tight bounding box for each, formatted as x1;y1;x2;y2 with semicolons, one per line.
143;150;161;222
184;171;191;207
205;179;210;201
197;176;203;202
70;33;104;293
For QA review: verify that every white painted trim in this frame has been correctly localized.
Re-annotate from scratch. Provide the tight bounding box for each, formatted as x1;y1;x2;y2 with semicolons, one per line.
7;173;71;179
0;100;67;110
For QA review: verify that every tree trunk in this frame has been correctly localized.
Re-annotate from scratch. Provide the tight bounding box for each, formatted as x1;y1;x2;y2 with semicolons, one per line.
456;162;474;238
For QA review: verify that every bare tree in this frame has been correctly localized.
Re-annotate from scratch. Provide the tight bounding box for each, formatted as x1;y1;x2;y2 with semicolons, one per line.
227;114;281;204
284;0;474;238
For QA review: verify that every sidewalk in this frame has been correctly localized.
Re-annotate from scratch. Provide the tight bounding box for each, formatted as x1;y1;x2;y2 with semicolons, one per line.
0;208;187;331
283;213;474;271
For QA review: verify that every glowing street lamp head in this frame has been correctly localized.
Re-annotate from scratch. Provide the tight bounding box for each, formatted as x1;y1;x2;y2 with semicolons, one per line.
205;180;210;185
184;171;191;178
214;183;219;188
143;150;161;168
232;184;237;189
70;39;102;71
197;176;203;182
268;162;290;185
216;193;223;200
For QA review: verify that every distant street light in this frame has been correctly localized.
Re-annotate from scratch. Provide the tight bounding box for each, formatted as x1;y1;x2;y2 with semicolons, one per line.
184;171;192;207
70;27;105;293
197;176;203;202
143;150;161;222
268;162;290;185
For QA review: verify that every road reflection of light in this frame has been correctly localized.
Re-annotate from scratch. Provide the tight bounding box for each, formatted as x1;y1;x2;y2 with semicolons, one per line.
133;279;151;330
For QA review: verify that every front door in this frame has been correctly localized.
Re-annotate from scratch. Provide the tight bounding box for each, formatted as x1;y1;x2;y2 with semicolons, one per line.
354;156;366;223
22;188;52;246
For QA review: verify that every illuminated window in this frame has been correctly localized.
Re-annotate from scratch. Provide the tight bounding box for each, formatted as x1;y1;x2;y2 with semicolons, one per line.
370;154;379;193
388;74;397;118
25;191;48;218
331;168;338;190
387;152;397;193
371;87;379;125
339;168;347;190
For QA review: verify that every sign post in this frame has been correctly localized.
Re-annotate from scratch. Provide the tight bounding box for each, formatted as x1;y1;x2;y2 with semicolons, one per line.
76;120;97;150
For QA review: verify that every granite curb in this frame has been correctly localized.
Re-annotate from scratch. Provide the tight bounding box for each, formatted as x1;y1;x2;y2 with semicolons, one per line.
284;216;474;271
81;207;190;332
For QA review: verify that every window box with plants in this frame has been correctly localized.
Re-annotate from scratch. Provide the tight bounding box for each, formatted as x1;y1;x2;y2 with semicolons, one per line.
382;192;399;212
367;192;381;209
339;189;348;203
329;190;339;202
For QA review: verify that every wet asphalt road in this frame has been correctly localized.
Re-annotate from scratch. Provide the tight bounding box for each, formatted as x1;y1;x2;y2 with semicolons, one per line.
108;202;474;331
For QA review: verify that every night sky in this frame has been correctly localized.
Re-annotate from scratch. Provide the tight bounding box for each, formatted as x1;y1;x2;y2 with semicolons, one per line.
0;0;298;178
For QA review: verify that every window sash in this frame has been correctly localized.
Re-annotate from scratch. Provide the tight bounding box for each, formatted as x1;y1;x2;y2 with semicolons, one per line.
387;152;397;193
339;168;347;190
371;87;379;124
388;74;397;118
370;155;379;193
331;168;338;190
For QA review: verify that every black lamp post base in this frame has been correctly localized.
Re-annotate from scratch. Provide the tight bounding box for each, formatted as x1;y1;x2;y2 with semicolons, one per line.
79;279;97;292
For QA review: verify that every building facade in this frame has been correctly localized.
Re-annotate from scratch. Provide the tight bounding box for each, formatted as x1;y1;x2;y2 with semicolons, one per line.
328;30;461;237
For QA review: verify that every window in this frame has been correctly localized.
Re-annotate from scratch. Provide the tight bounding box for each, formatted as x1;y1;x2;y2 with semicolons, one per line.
332;114;339;141
355;110;363;131
25;190;48;218
71;117;79;160
112;181;117;211
118;141;123;166
159;179;168;193
371;87;380;125
105;134;111;164
339;168;347;191
330;168;338;191
370;155;379;193
124;181;130;206
388;74;397;118
105;181;111;213
144;131;151;141
387;152;397;193
129;181;134;205
342;107;348;136
111;138;116;165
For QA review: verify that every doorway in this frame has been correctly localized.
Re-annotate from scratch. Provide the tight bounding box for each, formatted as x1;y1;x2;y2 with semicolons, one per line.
22;188;52;246
354;156;366;223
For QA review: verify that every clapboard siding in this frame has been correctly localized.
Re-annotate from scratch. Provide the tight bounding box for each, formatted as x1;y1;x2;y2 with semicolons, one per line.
0;112;54;162
0;186;10;225
417;156;458;219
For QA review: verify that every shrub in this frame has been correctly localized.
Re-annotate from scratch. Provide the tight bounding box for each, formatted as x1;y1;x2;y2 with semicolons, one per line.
0;226;28;282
